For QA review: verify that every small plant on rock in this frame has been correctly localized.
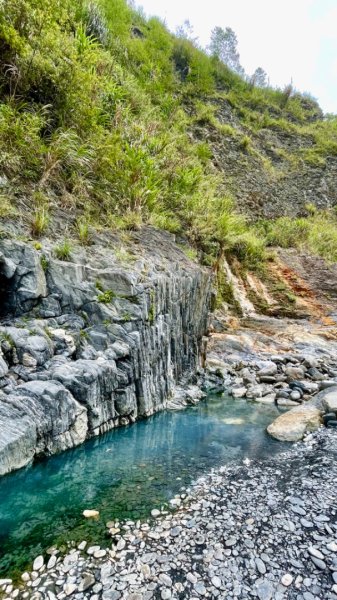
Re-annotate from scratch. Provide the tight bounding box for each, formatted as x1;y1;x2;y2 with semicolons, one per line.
54;240;72;261
40;254;49;271
31;207;50;237
76;217;91;245
97;289;115;303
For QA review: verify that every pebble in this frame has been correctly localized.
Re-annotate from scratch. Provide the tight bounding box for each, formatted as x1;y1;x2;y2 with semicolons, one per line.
255;557;266;574
301;519;314;528
194;582;206;595
310;556;326;570
93;549;106;559
211;576;222;588
281;573;293;586
64;583;77;596
308;546;324;560
83;509;99;518
116;539;126;550
8;429;337;600
327;542;337;552
33;556;44;571
159;574;172;587
225;537;236;547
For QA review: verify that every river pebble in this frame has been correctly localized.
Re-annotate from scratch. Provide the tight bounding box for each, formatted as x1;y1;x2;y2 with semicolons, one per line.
9;429;337;600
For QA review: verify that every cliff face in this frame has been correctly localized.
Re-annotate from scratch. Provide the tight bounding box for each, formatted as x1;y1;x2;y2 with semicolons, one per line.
0;228;211;476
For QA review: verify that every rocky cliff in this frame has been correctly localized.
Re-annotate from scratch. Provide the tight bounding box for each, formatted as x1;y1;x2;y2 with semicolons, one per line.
0;228;211;475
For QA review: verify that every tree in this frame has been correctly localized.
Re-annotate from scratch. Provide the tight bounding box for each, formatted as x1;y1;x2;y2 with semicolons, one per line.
175;20;198;44
250;67;268;88
208;26;244;76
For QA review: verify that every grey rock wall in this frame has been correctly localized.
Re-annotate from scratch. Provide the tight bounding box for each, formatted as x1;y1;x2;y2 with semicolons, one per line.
0;230;211;475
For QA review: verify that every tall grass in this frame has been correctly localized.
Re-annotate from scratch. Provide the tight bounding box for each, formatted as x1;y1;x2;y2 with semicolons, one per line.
0;0;336;269
258;211;337;263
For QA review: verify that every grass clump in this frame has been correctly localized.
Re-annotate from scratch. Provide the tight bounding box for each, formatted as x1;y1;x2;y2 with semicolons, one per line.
54;240;72;261
76;217;91;245
40;254;49;271
0;195;17;218
31;207;50;237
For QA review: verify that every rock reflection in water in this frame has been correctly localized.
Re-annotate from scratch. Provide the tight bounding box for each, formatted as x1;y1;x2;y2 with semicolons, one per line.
0;394;286;575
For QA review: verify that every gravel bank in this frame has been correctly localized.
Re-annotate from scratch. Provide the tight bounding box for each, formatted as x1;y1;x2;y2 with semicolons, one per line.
3;429;337;600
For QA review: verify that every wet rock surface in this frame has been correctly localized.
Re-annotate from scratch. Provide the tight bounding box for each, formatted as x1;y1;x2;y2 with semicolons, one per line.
5;429;337;600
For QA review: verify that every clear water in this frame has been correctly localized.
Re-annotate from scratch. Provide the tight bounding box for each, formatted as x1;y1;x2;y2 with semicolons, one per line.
0;394;287;576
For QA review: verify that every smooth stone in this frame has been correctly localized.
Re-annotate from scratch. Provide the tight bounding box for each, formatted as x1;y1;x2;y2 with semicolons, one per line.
308;546;324;560
64;583;77;596
47;555;57;569
267;406;322;442
255;558;266;574
281;574;293;587
327;542;337;552
78;573;95;592
194;582;206;595
310;556;326;569
256;580;274;600
211;576;222;589
159;574;172;587
33;556;44;571
83;510;99;518
301;519;314;528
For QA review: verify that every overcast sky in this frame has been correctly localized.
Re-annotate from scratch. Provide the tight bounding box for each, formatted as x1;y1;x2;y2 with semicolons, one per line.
136;0;337;114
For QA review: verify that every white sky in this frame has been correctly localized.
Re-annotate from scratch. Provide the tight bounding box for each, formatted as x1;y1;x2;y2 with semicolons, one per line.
136;0;337;114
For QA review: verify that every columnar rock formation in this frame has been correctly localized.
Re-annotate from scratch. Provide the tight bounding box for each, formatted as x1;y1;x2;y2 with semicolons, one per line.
0;229;211;475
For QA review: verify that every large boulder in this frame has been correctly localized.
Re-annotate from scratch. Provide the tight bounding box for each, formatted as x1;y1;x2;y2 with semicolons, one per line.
311;386;337;412
267;406;322;442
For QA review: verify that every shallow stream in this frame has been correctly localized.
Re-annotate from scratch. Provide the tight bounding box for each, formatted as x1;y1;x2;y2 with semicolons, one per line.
0;394;287;575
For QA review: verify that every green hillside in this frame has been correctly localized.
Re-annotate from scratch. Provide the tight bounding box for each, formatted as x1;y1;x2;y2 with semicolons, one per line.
1;0;337;266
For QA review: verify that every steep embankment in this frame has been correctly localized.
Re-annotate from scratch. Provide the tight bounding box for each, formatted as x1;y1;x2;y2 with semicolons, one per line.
190;97;337;219
1;0;337;474
0;228;211;475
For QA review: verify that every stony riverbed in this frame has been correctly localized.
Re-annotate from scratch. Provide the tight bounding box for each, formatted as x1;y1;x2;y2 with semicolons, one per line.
2;428;337;600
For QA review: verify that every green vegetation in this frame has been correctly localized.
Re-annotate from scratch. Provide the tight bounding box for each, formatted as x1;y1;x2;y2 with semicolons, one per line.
257;210;337;263
0;0;337;274
54;240;72;261
40;254;49;271
31;206;50;237
76;217;91;245
97;289;115;303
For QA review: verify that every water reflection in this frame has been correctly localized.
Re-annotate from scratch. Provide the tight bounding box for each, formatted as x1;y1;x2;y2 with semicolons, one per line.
0;394;286;575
